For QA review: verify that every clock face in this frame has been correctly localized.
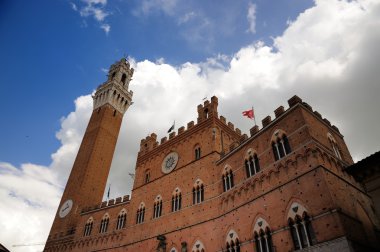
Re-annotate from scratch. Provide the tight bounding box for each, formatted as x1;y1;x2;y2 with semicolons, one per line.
59;199;73;218
161;152;179;174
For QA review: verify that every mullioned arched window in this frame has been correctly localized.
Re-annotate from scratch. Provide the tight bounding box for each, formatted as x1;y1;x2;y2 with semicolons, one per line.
271;130;291;161
193;179;204;204
245;149;260;178
99;213;109;233
116;209;127;230
172;187;182;212
136;202;145;224
253;218;274;252
222;165;234;192
327;133;342;159
226;230;240;252
153;195;163;219
287;202;316;250
83;217;93;237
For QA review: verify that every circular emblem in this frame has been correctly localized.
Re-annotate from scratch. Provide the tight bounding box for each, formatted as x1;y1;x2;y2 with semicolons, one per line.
161;152;179;174
59;199;73;218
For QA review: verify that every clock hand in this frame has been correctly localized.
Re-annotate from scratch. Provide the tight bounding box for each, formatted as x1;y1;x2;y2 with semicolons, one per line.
61;205;69;212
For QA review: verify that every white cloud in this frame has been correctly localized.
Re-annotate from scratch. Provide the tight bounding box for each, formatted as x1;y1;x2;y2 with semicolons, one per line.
2;0;380;250
70;2;78;11
0;162;61;251
178;11;196;25
100;23;111;34
80;4;108;21
135;0;178;16
247;2;257;34
71;0;111;34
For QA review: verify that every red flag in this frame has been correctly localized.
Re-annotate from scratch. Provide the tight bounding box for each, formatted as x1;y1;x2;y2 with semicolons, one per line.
242;109;254;119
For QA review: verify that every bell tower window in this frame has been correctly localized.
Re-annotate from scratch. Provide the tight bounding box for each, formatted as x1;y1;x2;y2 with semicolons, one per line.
121;73;127;85
111;72;116;80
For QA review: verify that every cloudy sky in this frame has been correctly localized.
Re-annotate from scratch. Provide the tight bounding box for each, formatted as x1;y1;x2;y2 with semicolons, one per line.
1;0;380;251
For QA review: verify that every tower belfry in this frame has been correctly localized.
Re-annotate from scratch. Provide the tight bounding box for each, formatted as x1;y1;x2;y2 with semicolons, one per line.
45;58;133;244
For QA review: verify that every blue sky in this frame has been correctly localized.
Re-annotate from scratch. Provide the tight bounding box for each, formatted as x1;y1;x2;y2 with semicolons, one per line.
1;0;380;250
0;0;313;166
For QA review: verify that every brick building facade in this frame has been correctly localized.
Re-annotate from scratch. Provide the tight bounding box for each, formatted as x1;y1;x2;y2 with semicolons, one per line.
44;59;380;252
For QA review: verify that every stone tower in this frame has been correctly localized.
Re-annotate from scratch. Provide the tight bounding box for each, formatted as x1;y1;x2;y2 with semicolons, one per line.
45;58;133;246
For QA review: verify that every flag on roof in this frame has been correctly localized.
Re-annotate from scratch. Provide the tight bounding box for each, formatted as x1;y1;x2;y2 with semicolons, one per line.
168;121;175;133
242;108;254;119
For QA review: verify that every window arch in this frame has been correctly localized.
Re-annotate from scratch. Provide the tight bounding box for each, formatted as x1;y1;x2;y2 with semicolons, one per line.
327;133;342;159
121;73;127;85
116;209;127;230
191;240;205;252
245;149;260;178
153;195;163;219
271;130;291;161
83;217;93;237
287;203;316;250
193;179;204;204
226;230;240;252
99;213;109;233
172;187;182;212
111;72;116;80
136;202;145;224
253;218;273;252
222;165;234;192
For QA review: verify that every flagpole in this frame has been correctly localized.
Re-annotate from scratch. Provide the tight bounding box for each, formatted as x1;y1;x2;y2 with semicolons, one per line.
107;184;111;201
252;106;257;126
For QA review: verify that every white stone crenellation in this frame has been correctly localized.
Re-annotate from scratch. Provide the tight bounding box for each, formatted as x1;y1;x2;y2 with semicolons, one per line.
92;58;134;115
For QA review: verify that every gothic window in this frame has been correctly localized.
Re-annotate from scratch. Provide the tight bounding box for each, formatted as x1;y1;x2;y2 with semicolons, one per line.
116;210;127;230
144;170;151;184
83;217;93;237
193;180;204;204
271;130;291;161
191;240;205;252
121;73;127;85
99;214;109;233
328;133;342;159
245;151;260;178
136;203;145;224
153;195;163;219
226;230;240;252
254;228;273;252
222;166;234;192
111;72;116;80
288;203;316;250
195;146;201;160
172;188;182;212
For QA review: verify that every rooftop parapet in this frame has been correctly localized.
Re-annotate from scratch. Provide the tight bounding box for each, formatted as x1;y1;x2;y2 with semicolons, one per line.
81;194;130;214
274;106;285;118
197;96;219;123
250;125;259;136
288;95;303;107
262;115;272;128
139;133;158;155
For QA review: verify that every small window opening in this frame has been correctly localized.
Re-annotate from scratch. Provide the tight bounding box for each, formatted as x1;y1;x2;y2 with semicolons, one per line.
145;171;150;184
121;74;127;85
204;108;209;119
195;147;201;160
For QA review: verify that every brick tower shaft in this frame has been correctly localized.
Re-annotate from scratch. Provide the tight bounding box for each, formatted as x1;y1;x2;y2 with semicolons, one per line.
45;58;134;244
